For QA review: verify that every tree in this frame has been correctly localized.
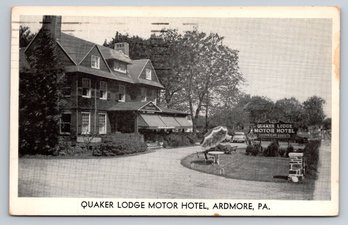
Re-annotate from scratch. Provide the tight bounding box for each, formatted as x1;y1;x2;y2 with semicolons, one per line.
19;26;36;48
19;28;63;155
322;117;331;130
180;31;243;132
273;97;304;125
243;96;274;122
302;96;326;126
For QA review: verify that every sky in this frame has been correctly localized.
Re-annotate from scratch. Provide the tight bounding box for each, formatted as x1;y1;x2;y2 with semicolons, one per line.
20;15;333;117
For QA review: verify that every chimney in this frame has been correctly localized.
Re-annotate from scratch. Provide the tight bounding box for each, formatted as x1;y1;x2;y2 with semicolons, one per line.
114;42;129;56
42;15;62;41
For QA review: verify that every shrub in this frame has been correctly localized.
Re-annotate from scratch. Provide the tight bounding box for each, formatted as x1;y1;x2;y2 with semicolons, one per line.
163;133;197;148
304;140;321;177
93;133;147;156
263;141;279;157
246;144;258;156
51;140;86;156
284;145;294;157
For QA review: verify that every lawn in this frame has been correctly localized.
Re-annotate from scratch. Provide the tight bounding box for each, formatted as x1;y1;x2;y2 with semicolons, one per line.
181;146;309;183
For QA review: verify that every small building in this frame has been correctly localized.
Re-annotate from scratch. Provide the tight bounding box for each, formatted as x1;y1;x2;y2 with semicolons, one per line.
19;15;192;142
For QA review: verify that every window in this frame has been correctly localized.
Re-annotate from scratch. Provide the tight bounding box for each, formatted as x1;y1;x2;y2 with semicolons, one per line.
145;68;152;80
153;89;157;105
113;61;127;73
60;113;71;134
141;87;147;102
98;113;107;134
91;55;100;69
118;85;126;102
82;78;91;98
81;112;90;135
99;81;107;100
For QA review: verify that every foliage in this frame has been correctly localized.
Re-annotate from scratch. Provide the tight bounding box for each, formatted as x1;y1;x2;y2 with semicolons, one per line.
243;96;274;122
163;133;197;148
246;144;258;156
302;96;326;126
19;26;36;48
322;117;331;130
93;134;147;156
263;141;279;157
19;28;63;155
273;97;304;125
304;140;321;177
105;30;244;133
285;145;295;157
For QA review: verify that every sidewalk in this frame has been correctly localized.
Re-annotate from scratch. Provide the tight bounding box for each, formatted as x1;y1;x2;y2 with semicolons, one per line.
313;140;331;200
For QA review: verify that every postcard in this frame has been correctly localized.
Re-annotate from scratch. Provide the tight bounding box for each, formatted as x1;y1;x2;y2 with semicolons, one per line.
9;6;340;216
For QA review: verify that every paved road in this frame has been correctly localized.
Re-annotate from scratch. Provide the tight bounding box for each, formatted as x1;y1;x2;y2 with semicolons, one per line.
313;140;331;200
19;145;311;199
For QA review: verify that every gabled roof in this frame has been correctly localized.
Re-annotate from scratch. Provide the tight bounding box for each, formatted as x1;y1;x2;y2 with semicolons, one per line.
58;33;131;65
127;59;149;83
128;59;164;89
21;29;164;88
58;33;94;65
98;45;132;64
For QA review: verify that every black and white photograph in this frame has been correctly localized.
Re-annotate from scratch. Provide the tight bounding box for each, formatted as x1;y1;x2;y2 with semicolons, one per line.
9;6;339;216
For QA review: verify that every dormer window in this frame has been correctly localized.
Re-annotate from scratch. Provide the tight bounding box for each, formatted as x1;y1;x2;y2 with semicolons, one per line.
145;68;152;80
91;55;100;69
113;61;127;74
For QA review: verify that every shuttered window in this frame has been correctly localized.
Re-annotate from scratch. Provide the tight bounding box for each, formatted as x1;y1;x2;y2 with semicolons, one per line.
98;113;107;134
82;78;91;98
99;81;107;100
81;112;90;135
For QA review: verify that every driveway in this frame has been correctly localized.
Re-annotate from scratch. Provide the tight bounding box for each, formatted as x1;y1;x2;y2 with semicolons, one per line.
19;145;314;199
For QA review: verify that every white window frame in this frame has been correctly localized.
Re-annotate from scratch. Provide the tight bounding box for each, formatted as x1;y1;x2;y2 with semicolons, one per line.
91;55;100;69
81;112;91;135
98;113;107;134
82;78;91;98
145;68;152;80
113;61;127;74
60;112;71;134
99;81;107;100
118;85;126;102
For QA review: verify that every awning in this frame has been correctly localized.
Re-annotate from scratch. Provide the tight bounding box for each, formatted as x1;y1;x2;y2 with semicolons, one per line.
160;116;181;129
138;114;193;130
175;117;193;128
138;114;167;129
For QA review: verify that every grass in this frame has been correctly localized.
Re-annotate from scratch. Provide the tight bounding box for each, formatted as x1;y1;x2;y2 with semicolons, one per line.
181;146;315;199
182;147;313;184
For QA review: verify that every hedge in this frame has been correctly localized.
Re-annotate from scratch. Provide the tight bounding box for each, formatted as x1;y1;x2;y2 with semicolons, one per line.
93;133;147;156
304;140;321;178
163;133;197;148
